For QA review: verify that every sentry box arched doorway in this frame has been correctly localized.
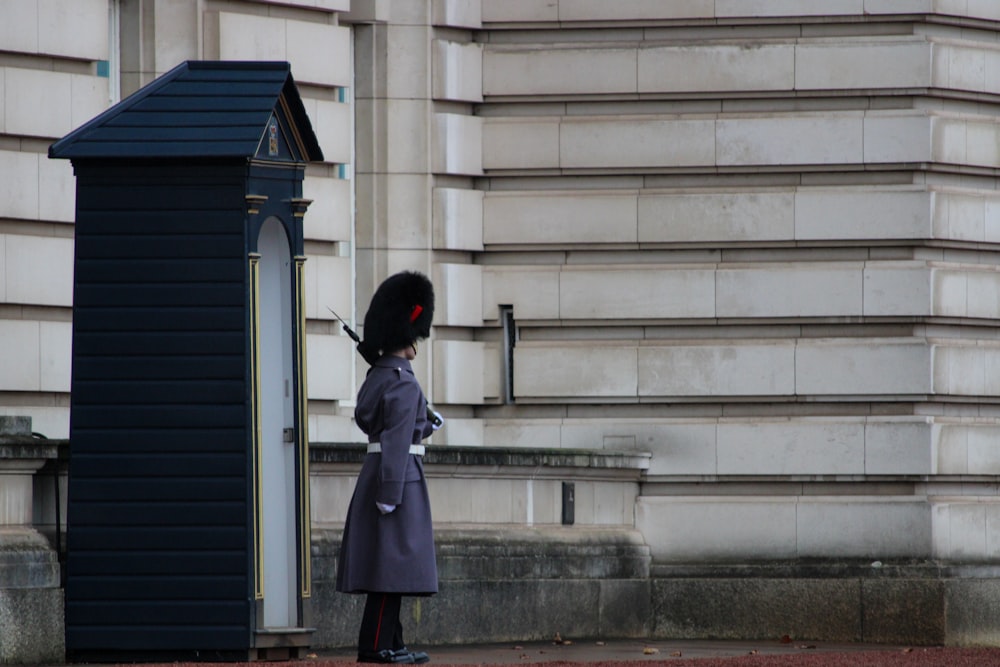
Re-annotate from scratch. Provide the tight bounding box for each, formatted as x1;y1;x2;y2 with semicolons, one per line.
49;60;324;661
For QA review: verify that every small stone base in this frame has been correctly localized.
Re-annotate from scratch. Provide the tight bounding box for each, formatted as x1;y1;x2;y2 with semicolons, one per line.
0;529;64;664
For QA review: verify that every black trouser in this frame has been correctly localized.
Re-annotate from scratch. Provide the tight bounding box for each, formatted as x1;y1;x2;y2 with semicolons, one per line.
358;593;404;654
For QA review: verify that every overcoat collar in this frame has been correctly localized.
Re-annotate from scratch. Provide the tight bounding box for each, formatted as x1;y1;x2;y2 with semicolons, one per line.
372;355;414;374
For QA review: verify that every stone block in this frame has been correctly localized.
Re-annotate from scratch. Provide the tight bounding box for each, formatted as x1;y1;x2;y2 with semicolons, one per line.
218;12;285;62
39;321;70;393
0;151;39;220
3;67;75;140
933;268;969;318
432;340;485;405
717;114;863;166
432;0;482;28
864;419;934;475
639;44;793;93
5;235;73;306
304;176;352;242
637;497;799;561
939;191;989;242
717;419;865;475
434;263;483;327
0;417;30;437
387;25;431;99
0;235;5;300
936;42;988;93
39;0;107;60
794;340;932;395
944;578;1000;646
384;174;432;248
482;266;560;320
482;419;562;449
433;40;483;103
934;345;988;396
715;0;862;16
0;588;64;664
560;118;716;169
932;116;968;165
388;100;431;172
966;118;1000;168
639;190;794;243
796;498;931;558
560;0;715;20
936;422;970;475
560;266;716;319
433;112;483;175
599;579;652;637
862;578;945;644
307;334;355;401
303;255;351;321
0;1;36;54
484;46;636;96
653;578;861;641
0;321;39;392
795;189;931;241
481;0;558;22
967;425;1000;474
796;39;930;90
484;191;638;245
639;343;796;397
431;416;484;447
38;155;75;223
309;99;352;166
433;187;483;251
716;263;863;318
864;113;933;164
481;118;559;170
514;344;637;398
863;262;931;316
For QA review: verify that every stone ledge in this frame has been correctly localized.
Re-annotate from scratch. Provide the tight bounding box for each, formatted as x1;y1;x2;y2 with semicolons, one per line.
310;443;650;471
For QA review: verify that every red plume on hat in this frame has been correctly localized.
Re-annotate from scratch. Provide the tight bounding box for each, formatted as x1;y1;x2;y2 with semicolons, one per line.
357;271;435;364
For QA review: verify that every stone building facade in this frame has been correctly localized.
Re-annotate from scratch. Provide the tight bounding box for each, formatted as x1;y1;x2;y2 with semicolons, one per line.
3;0;1000;653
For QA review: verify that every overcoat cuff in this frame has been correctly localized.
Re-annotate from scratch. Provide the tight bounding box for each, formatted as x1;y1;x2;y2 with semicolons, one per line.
377;480;404;506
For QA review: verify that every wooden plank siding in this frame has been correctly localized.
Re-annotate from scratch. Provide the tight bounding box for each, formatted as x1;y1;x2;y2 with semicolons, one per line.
65;162;253;652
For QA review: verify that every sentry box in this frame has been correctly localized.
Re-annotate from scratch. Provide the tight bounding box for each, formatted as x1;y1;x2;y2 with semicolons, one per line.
50;60;324;661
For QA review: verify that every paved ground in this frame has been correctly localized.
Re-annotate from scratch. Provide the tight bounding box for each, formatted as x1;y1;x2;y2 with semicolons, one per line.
307;639;1000;667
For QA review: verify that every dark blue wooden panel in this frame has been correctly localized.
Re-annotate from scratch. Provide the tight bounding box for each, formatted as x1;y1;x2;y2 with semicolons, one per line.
72;307;245;332
69;429;246;453
69;453;245;478
71;380;245;403
67;575;247;600
74;283;245;306
69;502;247;527
67;526;247;549
70;405;246;429
72;356;245;380
68;600;249;625
65;626;250;651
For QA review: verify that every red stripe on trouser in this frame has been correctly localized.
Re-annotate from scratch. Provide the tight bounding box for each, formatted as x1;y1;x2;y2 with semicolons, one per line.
373;594;387;650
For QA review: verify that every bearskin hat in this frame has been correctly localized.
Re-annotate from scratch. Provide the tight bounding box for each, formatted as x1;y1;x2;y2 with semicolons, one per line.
357;271;435;364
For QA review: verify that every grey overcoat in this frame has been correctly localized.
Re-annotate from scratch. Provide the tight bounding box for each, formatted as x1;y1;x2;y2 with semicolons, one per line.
335;355;439;595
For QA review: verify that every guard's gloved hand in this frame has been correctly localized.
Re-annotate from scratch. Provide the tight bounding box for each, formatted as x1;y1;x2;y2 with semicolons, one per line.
431;410;444;431
376;502;396;515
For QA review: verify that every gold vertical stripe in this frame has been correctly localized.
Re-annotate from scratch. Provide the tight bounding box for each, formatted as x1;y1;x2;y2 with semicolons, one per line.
249;253;265;601
295;256;312;598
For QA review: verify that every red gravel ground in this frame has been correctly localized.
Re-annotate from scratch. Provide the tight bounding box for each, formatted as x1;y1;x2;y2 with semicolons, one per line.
103;649;1000;667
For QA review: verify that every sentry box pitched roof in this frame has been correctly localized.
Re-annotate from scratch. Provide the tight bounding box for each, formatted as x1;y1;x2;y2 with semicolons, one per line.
49;60;323;162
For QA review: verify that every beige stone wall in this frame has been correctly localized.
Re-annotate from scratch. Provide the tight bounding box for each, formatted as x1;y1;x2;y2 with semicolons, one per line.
473;1;1000;563
5;0;1000;567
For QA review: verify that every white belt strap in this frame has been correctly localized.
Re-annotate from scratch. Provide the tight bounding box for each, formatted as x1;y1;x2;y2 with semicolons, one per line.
367;443;425;456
